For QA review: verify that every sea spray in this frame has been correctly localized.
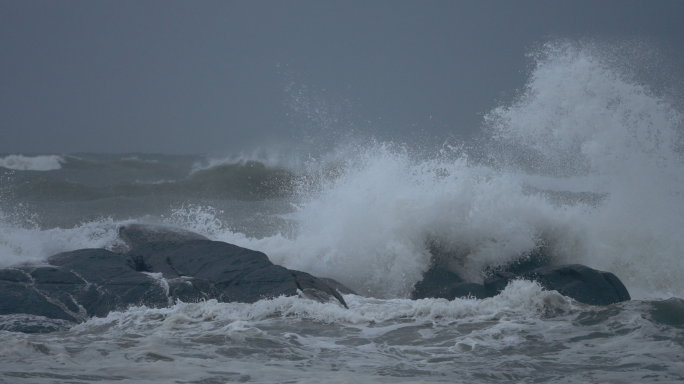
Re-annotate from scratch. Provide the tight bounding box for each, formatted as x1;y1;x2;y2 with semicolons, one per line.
188;144;583;299
484;41;684;298
0;214;126;267
0;41;682;301
170;41;684;300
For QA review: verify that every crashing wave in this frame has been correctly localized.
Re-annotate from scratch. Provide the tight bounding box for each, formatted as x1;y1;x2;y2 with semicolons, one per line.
0;155;64;171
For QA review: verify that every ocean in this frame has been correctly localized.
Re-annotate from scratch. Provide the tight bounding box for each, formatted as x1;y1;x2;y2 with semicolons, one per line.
1;42;684;383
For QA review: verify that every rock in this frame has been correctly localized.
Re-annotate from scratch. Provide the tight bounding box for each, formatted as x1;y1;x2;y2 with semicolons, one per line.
0;249;170;332
411;266;488;300
522;264;631;306
118;224;209;250
48;248;171;317
0;268;81;323
126;240;348;308
414;259;630;306
483;264;631;305
0;233;350;333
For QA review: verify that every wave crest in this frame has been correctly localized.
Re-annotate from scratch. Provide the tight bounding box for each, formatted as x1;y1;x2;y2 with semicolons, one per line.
0;155;64;171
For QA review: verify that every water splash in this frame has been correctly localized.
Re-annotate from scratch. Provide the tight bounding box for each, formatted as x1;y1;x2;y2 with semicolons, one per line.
222;41;684;299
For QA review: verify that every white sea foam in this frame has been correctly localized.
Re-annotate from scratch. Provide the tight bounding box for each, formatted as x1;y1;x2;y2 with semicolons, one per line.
0;155;64;171
71;280;570;336
0;283;677;383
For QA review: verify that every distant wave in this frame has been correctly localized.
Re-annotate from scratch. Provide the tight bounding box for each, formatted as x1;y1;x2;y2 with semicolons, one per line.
8;160;295;202
191;151;294;174
0;155;64;171
120;156;158;163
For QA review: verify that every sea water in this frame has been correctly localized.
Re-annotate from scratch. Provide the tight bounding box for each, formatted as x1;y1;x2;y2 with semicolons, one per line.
1;41;684;383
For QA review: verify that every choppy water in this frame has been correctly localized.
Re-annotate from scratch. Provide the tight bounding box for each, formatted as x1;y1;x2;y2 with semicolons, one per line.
1;40;684;382
1;291;684;383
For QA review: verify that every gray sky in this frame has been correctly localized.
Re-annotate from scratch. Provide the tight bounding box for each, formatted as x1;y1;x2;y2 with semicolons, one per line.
1;0;683;155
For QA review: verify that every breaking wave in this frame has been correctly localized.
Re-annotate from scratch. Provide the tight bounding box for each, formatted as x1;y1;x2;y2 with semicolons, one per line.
0;155;64;171
197;41;684;300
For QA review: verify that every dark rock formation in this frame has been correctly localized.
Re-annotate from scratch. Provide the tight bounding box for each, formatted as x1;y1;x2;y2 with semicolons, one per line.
49;248;171;318
483;264;631;306
126;239;347;307
410;267;487;300
524;264;631;306
2;223;633;335
0;248;171;330
412;244;630;306
0;268;84;323
0;227;349;333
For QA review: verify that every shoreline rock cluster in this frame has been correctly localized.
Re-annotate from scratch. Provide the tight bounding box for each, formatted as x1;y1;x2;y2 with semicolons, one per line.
411;262;630;306
0;224;630;333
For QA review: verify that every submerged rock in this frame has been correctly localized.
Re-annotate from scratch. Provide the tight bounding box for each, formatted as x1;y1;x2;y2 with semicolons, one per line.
0;227;348;333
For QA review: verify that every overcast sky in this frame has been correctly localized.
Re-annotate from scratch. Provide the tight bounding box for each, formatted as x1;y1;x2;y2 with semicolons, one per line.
1;0;683;155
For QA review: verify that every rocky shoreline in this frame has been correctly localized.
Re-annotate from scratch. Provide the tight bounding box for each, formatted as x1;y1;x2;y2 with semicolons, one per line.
0;224;630;333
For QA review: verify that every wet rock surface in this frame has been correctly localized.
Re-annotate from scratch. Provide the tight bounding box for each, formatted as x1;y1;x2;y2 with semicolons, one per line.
126;239;347;307
410;267;488;300
481;264;631;306
413;262;631;306
526;264;630;305
0;225;348;333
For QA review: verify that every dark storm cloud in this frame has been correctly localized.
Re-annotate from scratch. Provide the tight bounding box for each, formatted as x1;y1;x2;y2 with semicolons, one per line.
1;0;682;154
